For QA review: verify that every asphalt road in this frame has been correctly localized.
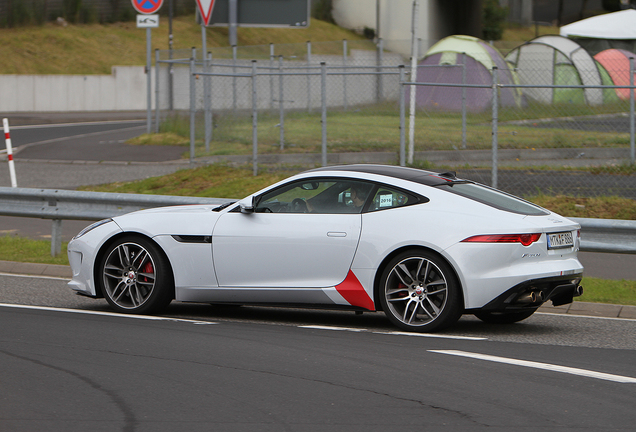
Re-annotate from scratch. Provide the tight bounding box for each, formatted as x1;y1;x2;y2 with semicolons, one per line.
1;273;635;431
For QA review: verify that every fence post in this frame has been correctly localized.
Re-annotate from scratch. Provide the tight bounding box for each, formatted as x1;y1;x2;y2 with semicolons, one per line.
376;38;384;102
399;65;406;167
51;219;62;257
491;66;499;189
307;40;312;112
252;60;259;176
154;49;160;133
321;62;327;167
232;45;237;113
269;43;275;109
189;49;196;167
279;55;285;150
343;39;348;111
204;52;212;152
631;57;635;165
461;52;467;150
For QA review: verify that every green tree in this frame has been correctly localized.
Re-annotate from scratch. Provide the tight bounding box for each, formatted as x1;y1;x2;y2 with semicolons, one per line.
482;0;508;41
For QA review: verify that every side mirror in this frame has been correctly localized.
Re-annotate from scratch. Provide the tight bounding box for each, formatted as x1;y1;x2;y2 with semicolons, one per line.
239;196;255;214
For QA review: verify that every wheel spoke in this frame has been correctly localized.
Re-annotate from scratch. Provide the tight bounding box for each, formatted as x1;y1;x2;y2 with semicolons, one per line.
426;286;447;296
424;297;441;317
395;263;414;286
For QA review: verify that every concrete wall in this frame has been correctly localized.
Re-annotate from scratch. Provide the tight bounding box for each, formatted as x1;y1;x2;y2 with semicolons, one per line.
0;66;152;112
331;0;482;57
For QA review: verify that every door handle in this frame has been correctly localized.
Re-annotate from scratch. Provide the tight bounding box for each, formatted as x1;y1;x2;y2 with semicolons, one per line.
327;232;347;237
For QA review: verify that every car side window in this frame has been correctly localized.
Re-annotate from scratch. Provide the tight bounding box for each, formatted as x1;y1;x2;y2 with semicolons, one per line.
368;187;419;212
255;179;374;214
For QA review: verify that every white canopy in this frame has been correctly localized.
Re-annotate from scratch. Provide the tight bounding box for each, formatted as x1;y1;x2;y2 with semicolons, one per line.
560;9;636;40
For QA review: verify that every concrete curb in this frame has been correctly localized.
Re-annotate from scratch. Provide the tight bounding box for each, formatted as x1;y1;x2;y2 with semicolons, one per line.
1;259;634;320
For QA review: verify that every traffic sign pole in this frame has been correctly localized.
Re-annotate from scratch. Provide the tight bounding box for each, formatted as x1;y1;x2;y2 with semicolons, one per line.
132;0;163;134
146;26;152;134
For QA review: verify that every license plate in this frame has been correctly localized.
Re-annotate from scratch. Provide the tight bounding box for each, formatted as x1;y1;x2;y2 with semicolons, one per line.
547;231;574;249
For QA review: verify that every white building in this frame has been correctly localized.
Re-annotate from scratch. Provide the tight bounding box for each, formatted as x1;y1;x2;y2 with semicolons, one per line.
331;0;482;57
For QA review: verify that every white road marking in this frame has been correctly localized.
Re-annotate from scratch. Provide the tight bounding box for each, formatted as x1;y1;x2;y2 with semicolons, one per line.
377;331;486;340
0;272;69;281
300;325;366;332
430;349;636;384
300;325;486;340
0;303;217;325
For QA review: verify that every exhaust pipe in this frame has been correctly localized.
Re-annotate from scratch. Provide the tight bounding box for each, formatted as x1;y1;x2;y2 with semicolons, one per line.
516;290;543;304
574;285;584;297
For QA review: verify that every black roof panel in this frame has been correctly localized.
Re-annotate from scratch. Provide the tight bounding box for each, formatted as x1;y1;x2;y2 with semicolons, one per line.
306;164;462;186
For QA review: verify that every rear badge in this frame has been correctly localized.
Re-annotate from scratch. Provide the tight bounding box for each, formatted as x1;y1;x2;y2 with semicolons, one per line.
521;253;541;258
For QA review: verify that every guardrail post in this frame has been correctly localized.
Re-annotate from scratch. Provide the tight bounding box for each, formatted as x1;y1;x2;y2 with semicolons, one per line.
51;219;62;257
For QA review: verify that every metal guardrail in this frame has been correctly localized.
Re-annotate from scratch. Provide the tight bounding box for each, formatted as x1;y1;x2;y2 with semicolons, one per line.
0;187;234;256
0;187;634;257
571;217;636;255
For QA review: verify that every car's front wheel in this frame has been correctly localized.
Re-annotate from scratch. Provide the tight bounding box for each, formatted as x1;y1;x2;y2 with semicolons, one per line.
379;250;462;332
98;236;173;314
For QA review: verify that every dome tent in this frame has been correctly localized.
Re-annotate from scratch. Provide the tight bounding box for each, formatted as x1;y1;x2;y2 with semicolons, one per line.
560;9;636;55
410;35;522;112
505;35;617;105
594;48;636;100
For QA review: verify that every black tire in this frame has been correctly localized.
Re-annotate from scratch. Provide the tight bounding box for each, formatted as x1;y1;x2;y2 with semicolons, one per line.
378;250;463;332
473;310;535;324
98;235;173;314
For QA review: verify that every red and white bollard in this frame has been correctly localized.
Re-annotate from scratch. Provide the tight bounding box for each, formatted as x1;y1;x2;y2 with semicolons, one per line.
3;118;17;188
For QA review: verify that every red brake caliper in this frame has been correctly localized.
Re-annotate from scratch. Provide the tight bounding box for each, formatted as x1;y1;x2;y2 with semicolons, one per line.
142;262;154;282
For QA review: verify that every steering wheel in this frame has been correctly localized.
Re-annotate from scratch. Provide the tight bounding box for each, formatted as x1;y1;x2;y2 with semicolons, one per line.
291;198;308;213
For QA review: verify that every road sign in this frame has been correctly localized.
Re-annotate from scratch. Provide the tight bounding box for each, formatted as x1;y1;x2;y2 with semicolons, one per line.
137;14;159;28
208;0;309;27
131;0;163;15
196;0;218;26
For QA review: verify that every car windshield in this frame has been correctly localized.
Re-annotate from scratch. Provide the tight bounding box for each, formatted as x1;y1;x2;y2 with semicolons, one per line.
436;182;549;216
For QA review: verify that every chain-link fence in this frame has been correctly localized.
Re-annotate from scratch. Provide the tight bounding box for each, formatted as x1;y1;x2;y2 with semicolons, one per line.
153;39;636;199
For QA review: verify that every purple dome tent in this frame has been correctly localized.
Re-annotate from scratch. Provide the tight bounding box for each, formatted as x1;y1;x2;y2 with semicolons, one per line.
409;35;522;112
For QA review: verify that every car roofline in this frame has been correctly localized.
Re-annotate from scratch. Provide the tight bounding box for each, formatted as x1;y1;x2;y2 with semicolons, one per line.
305;164;463;186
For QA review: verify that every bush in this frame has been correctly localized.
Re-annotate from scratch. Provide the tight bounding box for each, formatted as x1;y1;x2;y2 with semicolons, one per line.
482;0;508;41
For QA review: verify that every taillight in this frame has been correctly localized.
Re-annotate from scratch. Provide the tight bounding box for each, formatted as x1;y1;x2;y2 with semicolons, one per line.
461;233;541;247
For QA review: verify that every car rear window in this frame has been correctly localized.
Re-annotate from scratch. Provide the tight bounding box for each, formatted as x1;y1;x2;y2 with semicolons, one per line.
436;182;549;216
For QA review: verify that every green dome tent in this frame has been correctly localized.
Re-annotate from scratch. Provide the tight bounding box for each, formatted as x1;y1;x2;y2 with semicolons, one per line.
505;35;618;105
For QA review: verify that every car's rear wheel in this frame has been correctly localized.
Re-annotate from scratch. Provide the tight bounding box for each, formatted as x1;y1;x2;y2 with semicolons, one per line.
473;310;535;324
99;236;173;314
379;250;462;332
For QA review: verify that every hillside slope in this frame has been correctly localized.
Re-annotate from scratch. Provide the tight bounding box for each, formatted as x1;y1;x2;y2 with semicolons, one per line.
0;16;367;75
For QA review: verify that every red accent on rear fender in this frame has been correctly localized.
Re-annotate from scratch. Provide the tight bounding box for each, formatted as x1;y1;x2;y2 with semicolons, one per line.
335;270;375;311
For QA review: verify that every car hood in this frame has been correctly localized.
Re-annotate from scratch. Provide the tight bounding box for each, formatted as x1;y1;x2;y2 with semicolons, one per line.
112;204;224;237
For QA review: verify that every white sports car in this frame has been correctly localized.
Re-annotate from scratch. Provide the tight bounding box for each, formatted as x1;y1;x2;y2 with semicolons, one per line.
68;165;583;332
